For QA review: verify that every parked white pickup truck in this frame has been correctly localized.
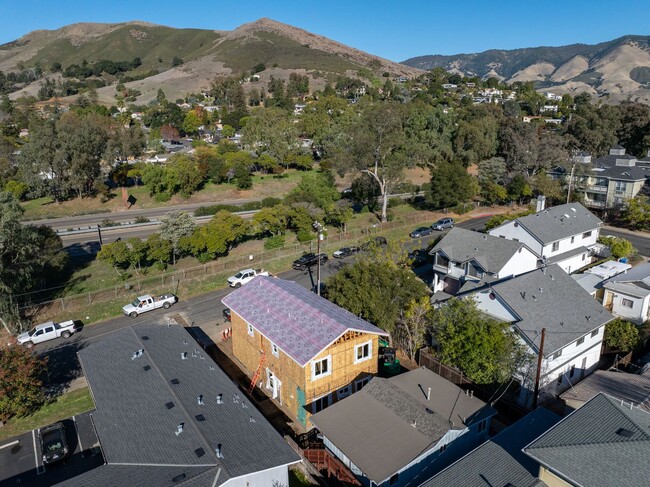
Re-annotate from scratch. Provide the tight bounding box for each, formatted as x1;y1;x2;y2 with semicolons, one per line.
17;320;81;348
122;294;178;318
227;268;269;288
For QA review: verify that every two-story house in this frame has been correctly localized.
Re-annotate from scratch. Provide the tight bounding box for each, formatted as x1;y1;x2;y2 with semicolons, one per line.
222;276;388;428
430;227;538;295
466;264;615;408
550;146;648;209
488;202;602;274
602;262;650;324
524;393;650;486
310;367;496;487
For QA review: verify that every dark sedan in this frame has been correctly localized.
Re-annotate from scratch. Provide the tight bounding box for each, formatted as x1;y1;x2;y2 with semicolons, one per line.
39;422;69;465
292;253;328;270
409;226;433;238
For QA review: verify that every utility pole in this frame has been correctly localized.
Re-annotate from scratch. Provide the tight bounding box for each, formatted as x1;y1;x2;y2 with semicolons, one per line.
566;162;577;204
313;221;324;296
532;327;546;409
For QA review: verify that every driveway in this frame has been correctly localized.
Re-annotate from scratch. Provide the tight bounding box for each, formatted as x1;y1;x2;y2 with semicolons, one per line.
0;411;103;486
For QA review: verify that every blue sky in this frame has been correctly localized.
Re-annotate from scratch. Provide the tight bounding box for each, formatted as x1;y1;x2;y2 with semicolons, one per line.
1;0;649;61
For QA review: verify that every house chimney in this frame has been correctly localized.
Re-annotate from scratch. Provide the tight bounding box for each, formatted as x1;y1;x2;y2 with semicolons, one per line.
536;195;546;212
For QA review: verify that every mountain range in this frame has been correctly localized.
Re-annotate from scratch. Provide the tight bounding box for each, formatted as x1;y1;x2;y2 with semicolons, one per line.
402;35;650;103
0;18;419;104
2;19;650;104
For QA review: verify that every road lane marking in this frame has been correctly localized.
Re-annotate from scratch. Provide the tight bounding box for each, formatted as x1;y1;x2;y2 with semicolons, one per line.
32;430;45;475
0;440;19;450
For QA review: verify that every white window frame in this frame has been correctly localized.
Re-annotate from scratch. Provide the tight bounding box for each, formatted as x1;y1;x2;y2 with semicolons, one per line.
591;329;599;338
311;356;332;380
354;340;372;364
552;241;559;252
576;336;585;346
553;349;562;359
247;323;254;337
271;342;279;357
582;231;592;239
622;298;634;309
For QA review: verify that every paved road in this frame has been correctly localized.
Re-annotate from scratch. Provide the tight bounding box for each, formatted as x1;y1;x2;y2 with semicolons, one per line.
27;199;258;230
37;215;488;390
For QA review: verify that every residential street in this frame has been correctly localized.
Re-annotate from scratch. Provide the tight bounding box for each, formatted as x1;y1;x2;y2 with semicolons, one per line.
33;214;650;393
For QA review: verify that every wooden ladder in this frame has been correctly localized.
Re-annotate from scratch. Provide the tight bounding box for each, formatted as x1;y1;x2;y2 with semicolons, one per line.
248;350;266;395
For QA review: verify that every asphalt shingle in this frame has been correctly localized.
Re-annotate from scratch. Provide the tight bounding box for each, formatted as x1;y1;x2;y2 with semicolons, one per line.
505;203;602;245
310;367;495;485
478;265;614;355
74;323;299;486
421;408;560;487
524;393;650;487
430;227;531;274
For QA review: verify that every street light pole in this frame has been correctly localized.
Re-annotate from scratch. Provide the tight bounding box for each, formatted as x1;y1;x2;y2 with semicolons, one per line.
313;221;324;296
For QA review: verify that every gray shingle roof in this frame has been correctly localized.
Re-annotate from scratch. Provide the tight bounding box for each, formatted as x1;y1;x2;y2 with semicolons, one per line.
571;273;604;295
421;408;560;487
560;370;650;411
55;465;219;487
75;324;299;486
310;367;495;485
430;227;529;273
524;393;650;486
480;265;614;355
221;276;387;367
507;203;602;245
546;245;588;265
594;164;649;181
603;262;650;298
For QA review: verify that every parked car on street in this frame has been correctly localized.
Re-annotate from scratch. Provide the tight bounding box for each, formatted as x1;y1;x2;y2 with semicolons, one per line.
292;253;328;270
39;422;69;465
432;218;454;230
17;320;82;348
227;268;269;288
409;226;433;238
122;294;177;318
332;246;360;258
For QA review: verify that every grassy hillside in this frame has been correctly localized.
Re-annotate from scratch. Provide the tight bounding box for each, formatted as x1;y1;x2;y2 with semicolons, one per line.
25;25;221;71
211;31;359;73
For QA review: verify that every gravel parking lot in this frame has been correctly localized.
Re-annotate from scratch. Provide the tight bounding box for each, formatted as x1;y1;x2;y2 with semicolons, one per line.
0;411;104;486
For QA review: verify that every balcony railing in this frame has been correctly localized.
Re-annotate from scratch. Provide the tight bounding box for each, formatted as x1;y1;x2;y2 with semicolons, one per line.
584;200;607;208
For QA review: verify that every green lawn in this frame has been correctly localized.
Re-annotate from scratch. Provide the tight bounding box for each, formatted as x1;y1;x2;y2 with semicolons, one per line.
0;388;95;442
289;469;316;487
